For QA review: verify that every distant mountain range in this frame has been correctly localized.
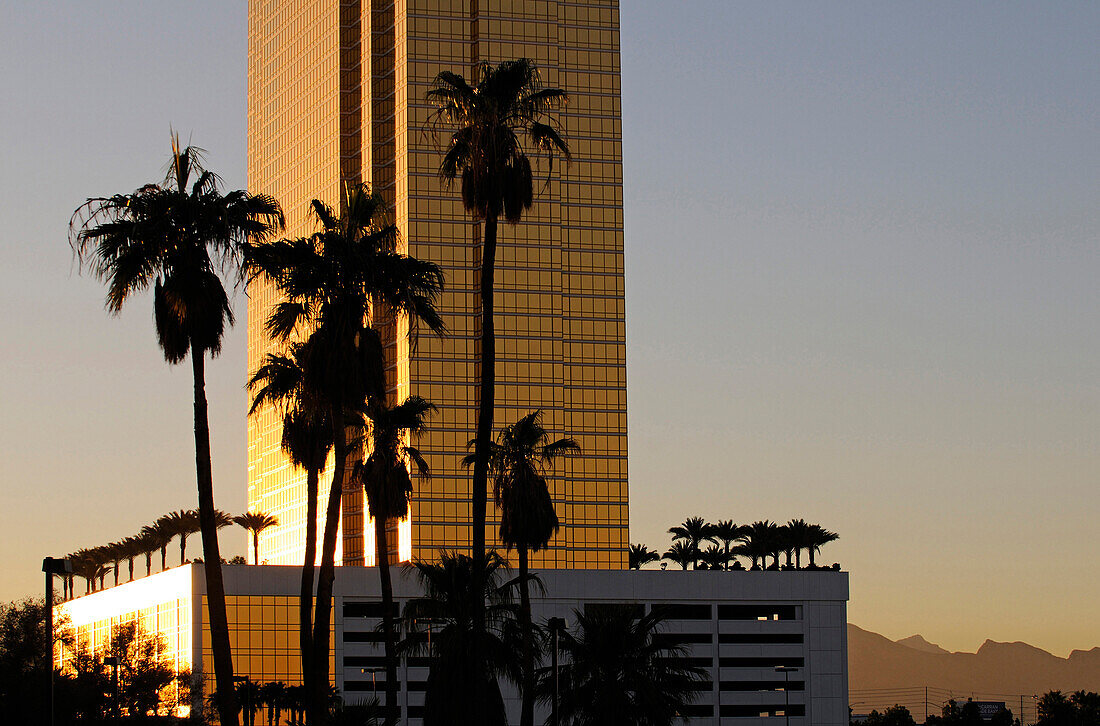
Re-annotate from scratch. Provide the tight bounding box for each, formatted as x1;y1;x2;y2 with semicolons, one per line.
849;623;1100;695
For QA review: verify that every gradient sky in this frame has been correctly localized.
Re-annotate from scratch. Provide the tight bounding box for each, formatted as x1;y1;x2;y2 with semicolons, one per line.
1;2;1097;657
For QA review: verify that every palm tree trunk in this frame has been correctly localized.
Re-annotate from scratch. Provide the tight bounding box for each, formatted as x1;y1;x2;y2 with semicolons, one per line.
300;465;319;708
375;514;398;725
127;558;134;581
191;343;239;726
808;547;816;567
311;408;348;725
253;531;260;564
161;546;167;571
519;545;535;726
180;535;187;564
470;212;498;716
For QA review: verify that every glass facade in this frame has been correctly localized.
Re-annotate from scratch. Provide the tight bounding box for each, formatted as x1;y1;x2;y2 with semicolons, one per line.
247;0;627;570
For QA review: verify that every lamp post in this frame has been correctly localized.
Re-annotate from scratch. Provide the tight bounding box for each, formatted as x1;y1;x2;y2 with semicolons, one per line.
775;666;799;726
547;617;567;726
103;655;120;724
42;557;72;726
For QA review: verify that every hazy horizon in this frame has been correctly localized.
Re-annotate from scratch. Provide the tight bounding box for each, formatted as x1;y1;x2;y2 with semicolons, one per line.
1;1;1097;658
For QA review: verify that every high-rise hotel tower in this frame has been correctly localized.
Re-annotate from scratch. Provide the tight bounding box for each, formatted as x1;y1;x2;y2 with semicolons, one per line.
247;0;627;569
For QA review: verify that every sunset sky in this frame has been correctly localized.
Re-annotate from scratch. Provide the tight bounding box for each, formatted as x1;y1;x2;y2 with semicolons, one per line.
1;1;1097;657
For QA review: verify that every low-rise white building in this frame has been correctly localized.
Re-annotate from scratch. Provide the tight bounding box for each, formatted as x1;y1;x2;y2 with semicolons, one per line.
61;564;849;725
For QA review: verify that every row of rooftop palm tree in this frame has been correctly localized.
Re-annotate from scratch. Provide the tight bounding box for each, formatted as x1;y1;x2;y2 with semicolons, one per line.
62;510;281;598
629;517;840;571
70;57;573;726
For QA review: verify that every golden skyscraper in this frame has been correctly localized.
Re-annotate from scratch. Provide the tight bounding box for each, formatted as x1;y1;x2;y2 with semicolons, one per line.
247;0;627;569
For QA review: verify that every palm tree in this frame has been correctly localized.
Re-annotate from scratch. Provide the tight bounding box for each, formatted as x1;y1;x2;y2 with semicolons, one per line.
628;544;660;570
248;340;333;699
234;512;280;564
244;183;444;722
709;520;745;571
539;605;706;726
465;410;577;726
140;522;173;572
120;536;141;582
353;394;435;724
104;542;125;587
159;510;201;564
427;60;570;699
741;520;783;569
72;551;106;595
667;516;712;569
782;519;811;568
402;551;521;726
71;138;284;726
699;545;729;571
662;542;695;571
806;524;839;567
258;681;287;726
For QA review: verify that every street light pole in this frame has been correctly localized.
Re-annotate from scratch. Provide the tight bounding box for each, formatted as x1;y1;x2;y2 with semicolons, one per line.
775;666;799;726
42;557;72;726
547;617;567;726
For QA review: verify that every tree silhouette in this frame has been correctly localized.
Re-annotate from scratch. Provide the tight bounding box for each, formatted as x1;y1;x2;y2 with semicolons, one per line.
234;512;280;565
468;410;577;726
244;183;443;722
354;395;435;724
402;552;521;726
538;605;706;726
71;138;283;726
428;60;569;712
628;544;660;570
662;542;695;571
668;517;712;570
248;341;333;693
806;524;839;567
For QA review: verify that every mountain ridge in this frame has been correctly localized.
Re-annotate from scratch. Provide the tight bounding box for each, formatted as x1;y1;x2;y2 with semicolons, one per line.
849;623;1100;696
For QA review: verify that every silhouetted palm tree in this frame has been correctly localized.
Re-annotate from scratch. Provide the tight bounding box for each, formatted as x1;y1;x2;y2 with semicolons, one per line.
159;510;200;565
668;516;712;570
140;522;173;572
628;544;660;570
539;605;706;726
699;545;729;571
234;512;280;565
466;410;577;726
244;183;443;722
403;552;521;726
72;551;106;595
104;542;125;587
71;139;282;726
784;519;813;568
709;520;746;571
353;395;435;724
428;60;570;700
742;520;785;569
248;340;333;697
662;542;695;571
806;524;839;567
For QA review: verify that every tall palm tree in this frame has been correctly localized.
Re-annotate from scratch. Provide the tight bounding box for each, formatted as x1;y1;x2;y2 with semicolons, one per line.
71;551;106;595
466;410;577;726
71;138;284;726
662;542;695;571
709;520;745;571
806;524;839;567
427;60;570;699
244;183;444;722
352;394;434;724
402;552;521;726
783;519;811;568
628;544;660;570
539;605;706;726
668;516;712;570
234;512;280;564
104;542;125;587
248;340;333;699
